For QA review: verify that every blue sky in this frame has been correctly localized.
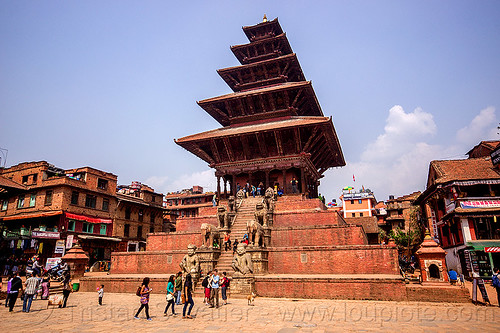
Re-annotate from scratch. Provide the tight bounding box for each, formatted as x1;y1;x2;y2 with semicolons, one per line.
1;1;499;202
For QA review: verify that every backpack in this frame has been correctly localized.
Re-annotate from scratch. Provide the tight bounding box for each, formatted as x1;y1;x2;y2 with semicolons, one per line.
202;276;209;288
493;274;500;289
136;286;142;296
225;277;230;288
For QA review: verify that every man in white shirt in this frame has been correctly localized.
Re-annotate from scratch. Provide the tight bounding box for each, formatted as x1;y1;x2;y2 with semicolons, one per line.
209;269;220;308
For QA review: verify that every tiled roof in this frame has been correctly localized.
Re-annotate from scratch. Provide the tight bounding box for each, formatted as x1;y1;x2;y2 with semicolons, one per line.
345;216;379;234
175;116;331;143
430;157;500;185
0;175;26;190
387;191;421;203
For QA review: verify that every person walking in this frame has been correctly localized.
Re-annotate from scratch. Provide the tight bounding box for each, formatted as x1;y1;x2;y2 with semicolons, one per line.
209;269;220;308
23;273;40;312
492;267;500;307
182;273;194;319
202;271;211;305
60;275;72;308
4;274;13;307
8;272;23;312
41;275;50;300
174;272;182;305
164;275;176;316
221;272;229;305
134;277;152;320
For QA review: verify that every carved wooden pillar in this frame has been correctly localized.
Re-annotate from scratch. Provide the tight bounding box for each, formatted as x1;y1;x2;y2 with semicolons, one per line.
217;176;221;201
300;167;306;194
231;174;236;195
265;170;270;189
249;172;253;187
223;178;227;198
282;169;287;194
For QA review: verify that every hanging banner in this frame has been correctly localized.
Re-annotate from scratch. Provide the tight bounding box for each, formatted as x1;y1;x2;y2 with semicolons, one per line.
485;247;500;253
460;200;500;209
66;235;74;249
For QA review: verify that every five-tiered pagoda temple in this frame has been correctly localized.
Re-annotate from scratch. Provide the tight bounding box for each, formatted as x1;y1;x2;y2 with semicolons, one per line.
175;17;345;197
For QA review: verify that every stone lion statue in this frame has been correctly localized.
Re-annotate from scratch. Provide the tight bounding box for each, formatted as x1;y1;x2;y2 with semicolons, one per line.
264;187;275;211
247;219;264;247
236;189;245;200
228;196;235;212
201;223;220;248
254;203;267;226
217;206;229;228
231;243;253;275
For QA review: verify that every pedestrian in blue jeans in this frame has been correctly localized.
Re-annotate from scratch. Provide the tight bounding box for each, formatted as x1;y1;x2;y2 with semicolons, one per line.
182;273;194;319
23;273;40;313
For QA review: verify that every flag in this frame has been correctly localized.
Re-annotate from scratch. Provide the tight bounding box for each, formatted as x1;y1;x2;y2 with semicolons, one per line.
353;174;355;182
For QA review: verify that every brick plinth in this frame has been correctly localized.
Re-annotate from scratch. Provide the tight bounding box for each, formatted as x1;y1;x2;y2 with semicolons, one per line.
254;274;406;301
110;251;186;274
173;216;217;233
271;225;367;247
146;232;203;251
406;284;470;303
268;246;399;275
273;210;344;228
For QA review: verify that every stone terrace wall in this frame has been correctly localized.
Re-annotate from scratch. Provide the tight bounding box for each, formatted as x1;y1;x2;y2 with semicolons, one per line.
271;225;367;247
146;232;203;251
175;216;217;232
274;196;325;212
273;210;344;228
110;251;185;274
268;245;399;275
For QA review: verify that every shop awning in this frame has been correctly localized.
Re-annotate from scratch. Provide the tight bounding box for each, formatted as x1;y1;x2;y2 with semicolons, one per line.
466;240;500;251
65;212;112;224
1;210;63;221
78;234;122;242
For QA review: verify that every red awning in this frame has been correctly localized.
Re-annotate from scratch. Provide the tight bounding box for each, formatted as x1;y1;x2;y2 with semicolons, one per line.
64;212;112;224
485;247;500;253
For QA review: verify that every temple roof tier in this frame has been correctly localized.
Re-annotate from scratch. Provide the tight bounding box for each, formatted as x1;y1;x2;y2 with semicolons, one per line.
197;81;323;126
231;33;293;65
242;18;283;42
217;54;305;92
175;116;345;174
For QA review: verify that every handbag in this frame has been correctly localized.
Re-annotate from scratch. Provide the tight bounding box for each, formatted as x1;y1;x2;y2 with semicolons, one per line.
166;293;174;301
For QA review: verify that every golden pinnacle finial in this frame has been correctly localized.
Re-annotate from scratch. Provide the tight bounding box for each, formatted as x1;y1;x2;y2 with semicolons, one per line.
263;14;268;22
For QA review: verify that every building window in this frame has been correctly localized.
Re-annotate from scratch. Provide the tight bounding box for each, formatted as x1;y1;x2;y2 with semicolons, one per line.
22;175;29;184
29;193;36;207
1;199;8;211
152;196;155;203
137;226;143;238
150;213;155;223
97;178;108;190
68;220;76;231
138;209;144;222
351;213;355;217
45;190;53;206
32;173;38;183
124;224;130;237
82;222;94;233
17;195;25;208
350;200;354;205
125;207;131;220
360;212;364;217
358;200;362;204
71;191;79;205
150;224;155;233
85;194;97;209
102;198;109;211
100;224;107;235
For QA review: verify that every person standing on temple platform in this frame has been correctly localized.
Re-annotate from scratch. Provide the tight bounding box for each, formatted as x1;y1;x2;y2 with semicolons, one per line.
291;177;298;193
251;185;256;197
232;239;239;254
258;182;264;196
492;267;500;307
224;233;231;251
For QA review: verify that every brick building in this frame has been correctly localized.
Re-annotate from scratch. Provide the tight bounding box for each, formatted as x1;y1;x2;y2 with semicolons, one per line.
381;191;421;233
415;142;500;278
164;186;215;223
0;161;120;265
115;182;164;252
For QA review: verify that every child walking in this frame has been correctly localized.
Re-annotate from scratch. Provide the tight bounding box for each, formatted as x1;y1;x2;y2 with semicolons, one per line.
97;284;104;305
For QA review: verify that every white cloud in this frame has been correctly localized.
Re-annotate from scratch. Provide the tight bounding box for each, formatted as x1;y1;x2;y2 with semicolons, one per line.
146;170;216;195
456;106;497;146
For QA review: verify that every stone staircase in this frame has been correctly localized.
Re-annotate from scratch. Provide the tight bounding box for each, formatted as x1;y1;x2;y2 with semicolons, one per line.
215;197;263;276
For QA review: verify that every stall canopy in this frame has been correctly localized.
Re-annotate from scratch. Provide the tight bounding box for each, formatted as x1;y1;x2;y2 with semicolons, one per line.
64;212;112;224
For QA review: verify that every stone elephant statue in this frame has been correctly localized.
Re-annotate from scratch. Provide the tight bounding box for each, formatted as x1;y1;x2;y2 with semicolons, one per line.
247;220;264;247
201;223;220;248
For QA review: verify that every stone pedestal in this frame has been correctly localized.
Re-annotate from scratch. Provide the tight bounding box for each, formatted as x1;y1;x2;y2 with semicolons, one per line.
230;275;255;295
247;248;268;274
198;248;221;276
416;230;449;283
62;242;89;280
263;227;272;247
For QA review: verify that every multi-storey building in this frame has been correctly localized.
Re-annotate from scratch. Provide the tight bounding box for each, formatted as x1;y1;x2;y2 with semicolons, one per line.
164;186;215;223
381;191;421;233
0;161;119;264
416;142;500;278
341;189;379;244
115;182;164;251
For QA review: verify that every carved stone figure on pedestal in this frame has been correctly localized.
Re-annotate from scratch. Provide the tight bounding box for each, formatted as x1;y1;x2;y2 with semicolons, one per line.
179;244;201;278
232;243;253;275
228;196;235;212
264;187;275;211
247;219;264;247
254;203;268;227
201;223;220;248
217;207;230;228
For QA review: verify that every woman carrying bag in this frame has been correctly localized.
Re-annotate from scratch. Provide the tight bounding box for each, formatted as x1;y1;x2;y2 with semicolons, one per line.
134;277;152;321
164;275;177;316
